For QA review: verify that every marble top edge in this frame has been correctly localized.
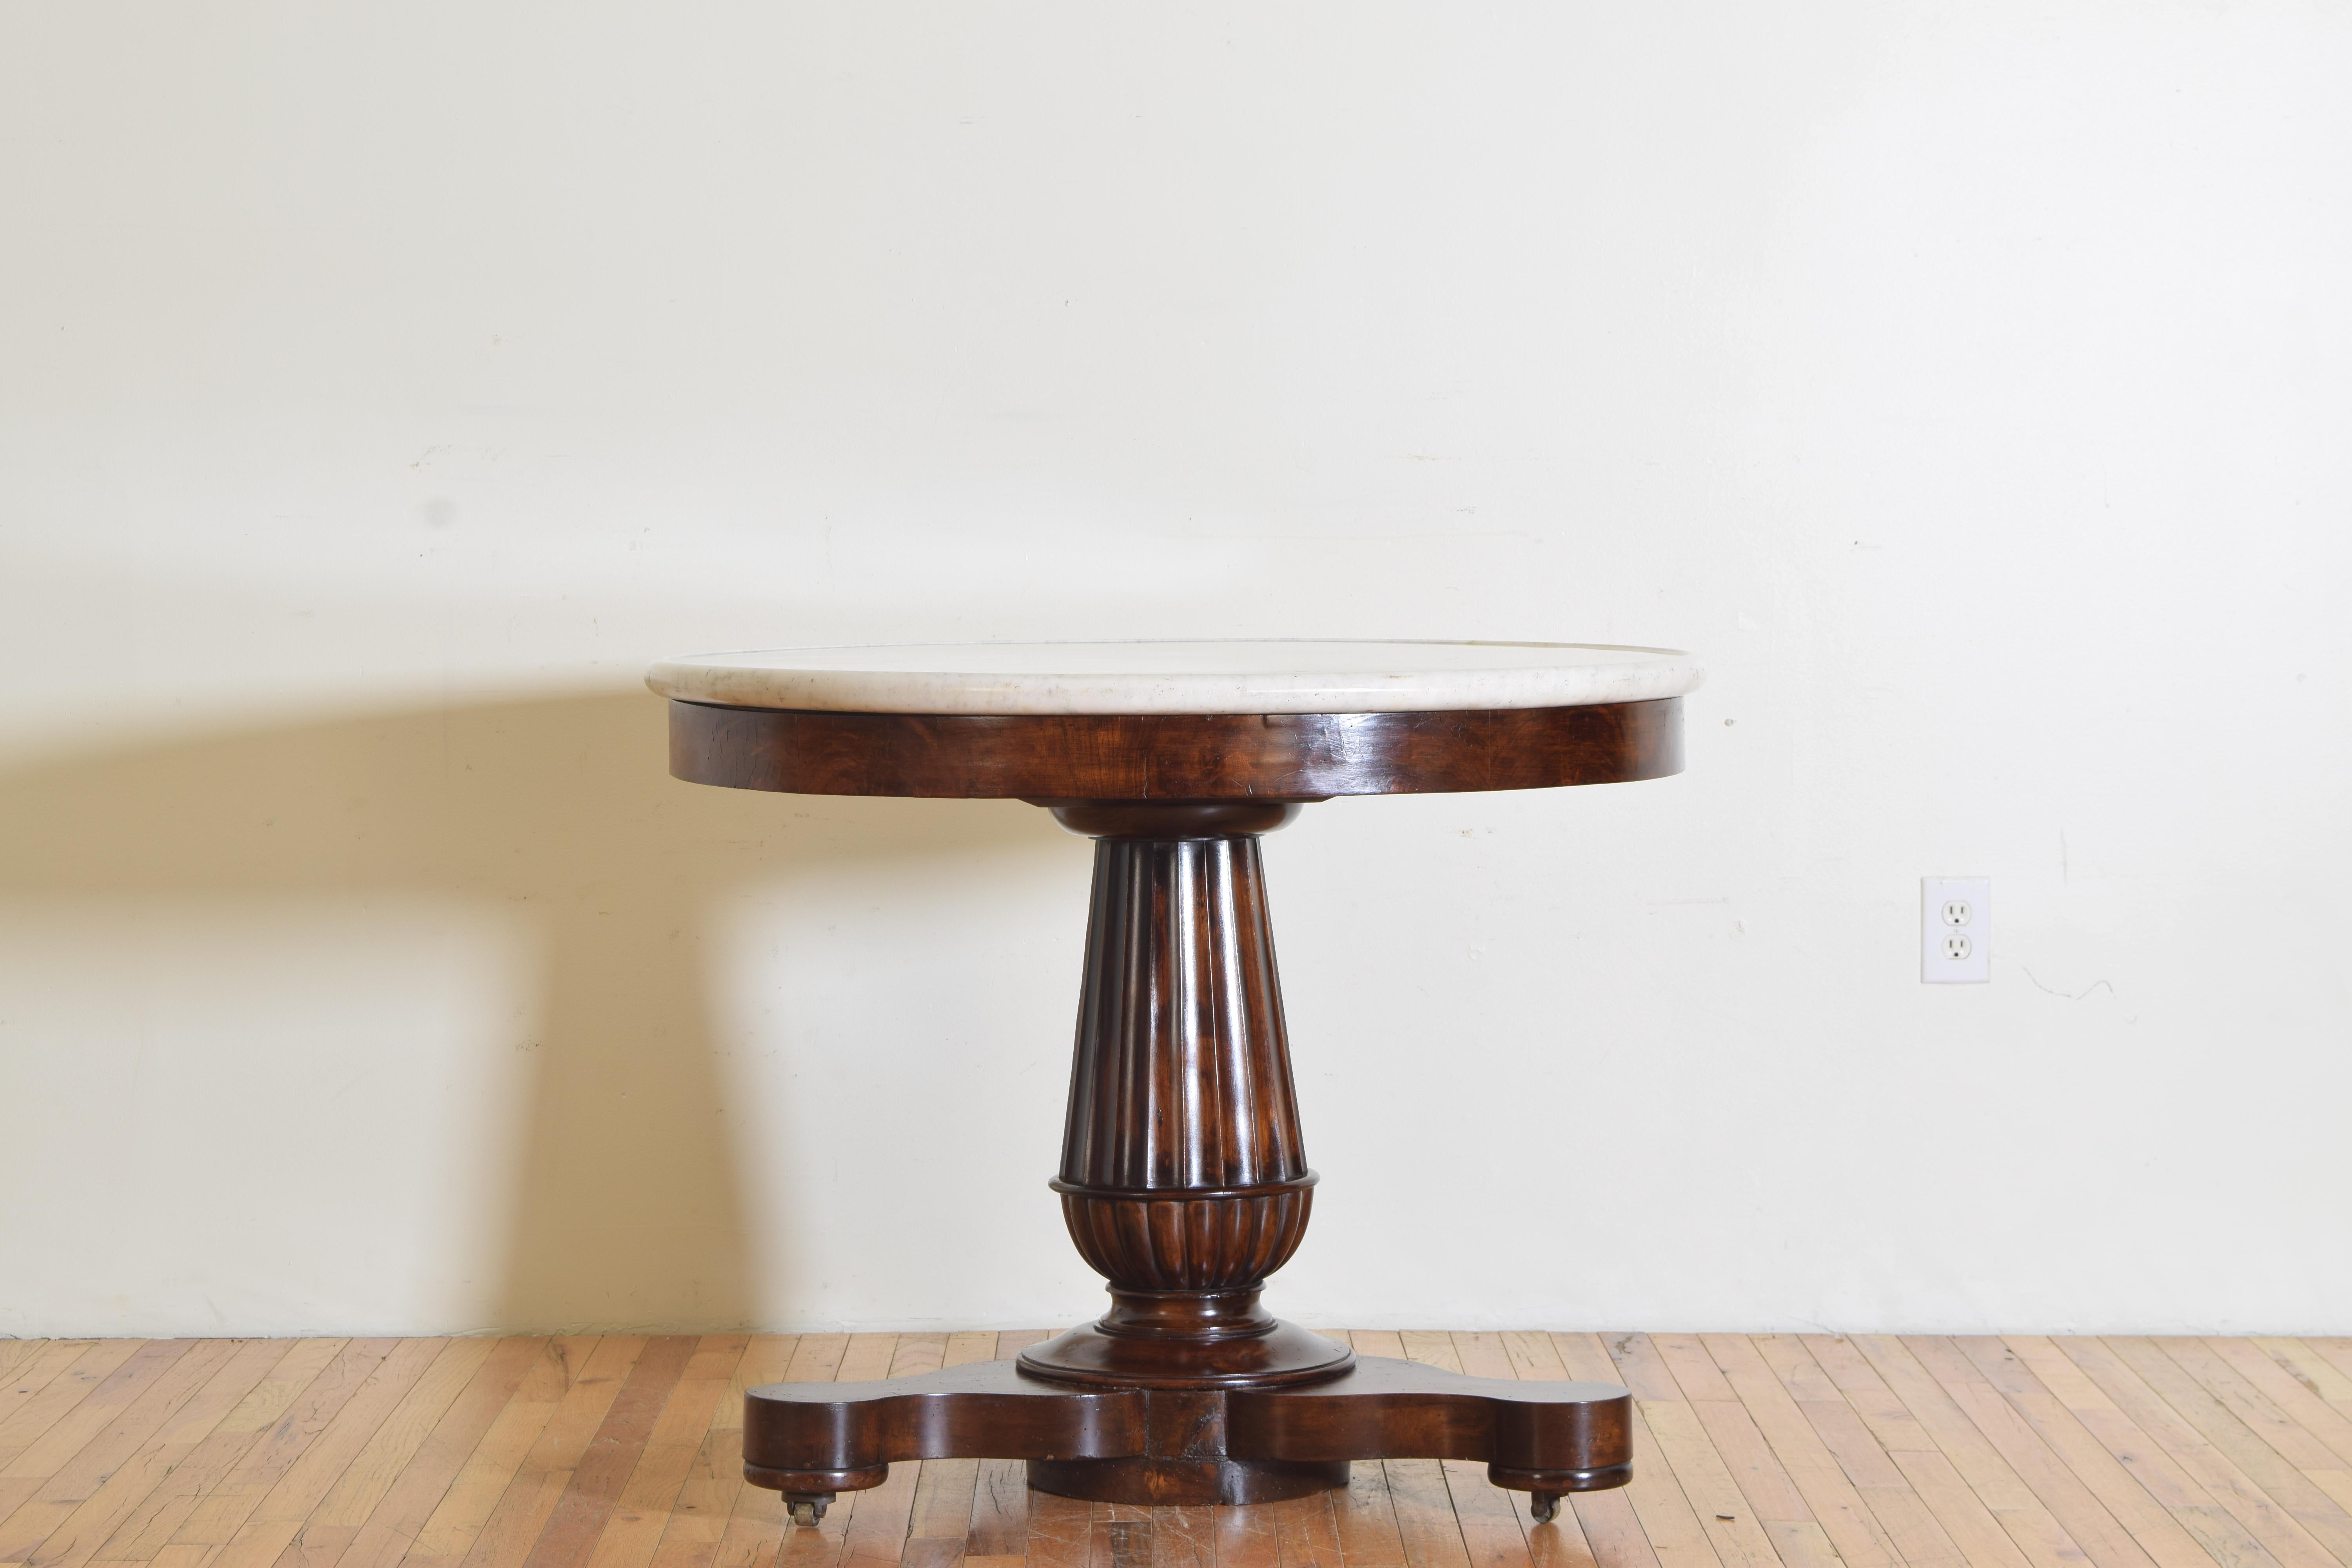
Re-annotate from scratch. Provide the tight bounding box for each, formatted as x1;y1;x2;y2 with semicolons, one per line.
645;639;1703;715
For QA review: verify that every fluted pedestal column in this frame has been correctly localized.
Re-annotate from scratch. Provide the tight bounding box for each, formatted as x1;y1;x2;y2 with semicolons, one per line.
1013;801;1350;1501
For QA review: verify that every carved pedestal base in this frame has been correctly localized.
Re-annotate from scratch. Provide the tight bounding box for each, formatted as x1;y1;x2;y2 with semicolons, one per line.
744;1357;1632;1515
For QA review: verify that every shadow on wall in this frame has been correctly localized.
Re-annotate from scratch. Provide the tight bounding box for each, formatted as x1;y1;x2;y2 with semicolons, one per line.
0;690;1052;1331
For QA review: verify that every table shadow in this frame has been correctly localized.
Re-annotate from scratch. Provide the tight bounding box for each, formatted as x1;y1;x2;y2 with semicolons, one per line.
0;690;1051;1331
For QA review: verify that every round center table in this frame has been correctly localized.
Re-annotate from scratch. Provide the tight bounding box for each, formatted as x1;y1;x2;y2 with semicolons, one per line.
645;639;1703;1527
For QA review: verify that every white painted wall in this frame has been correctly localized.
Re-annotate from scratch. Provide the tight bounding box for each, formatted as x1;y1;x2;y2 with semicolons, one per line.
4;1;2347;1339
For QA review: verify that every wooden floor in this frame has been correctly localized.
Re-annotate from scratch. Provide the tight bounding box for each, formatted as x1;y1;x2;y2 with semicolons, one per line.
5;1331;2352;1568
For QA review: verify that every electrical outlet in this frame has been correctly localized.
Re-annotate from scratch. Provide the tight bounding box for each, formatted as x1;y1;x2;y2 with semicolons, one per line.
1922;877;1989;983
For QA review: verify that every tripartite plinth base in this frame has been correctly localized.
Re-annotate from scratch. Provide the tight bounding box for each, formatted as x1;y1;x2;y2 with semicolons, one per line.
741;1355;1632;1519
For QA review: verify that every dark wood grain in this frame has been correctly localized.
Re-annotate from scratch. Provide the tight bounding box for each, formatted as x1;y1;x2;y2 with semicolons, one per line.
668;699;1681;800
521;1336;698;1568
740;1359;1630;1510
1017;806;1347;1396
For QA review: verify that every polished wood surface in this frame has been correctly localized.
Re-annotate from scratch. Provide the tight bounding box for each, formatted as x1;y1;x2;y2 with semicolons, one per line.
7;1330;2350;1568
743;1358;1628;1510
1016;804;1345;1401
667;698;1682;800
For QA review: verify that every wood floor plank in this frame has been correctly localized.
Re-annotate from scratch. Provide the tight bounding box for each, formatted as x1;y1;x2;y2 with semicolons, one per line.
962;1457;1028;1565
91;1345;343;1561
93;1340;352;1568
2250;1342;2352;1423
1383;1463;1474;1568
0;1341;238;1562
0;1342;189;1483
1550;1338;1715;1568
2005;1337;2329;1568
453;1338;651;1568
580;1337;752;1568
169;1339;395;1560
208;1340;452;1568
273;1339;505;1568
2305;1345;2352;1396
1497;1338;1563;1387
1938;1336;2220;1568
22;1330;2348;1568
0;1349;101;1440
1436;1472;1540;1568
1212;1491;1278;1568
1846;1334;2107;1568
1801;1335;2057;1568
835;1341;899;1387
2205;1341;2352;1470
1597;1339;1773;1568
2161;1342;2352;1474
1796;1339;1940;1457
20;1338;289;1568
1697;1334;1900;1568
1089;1503;1151;1568
1333;1466;1407;1568
1746;1337;1973;1568
331;1338;552;1568
944;1339;998;1377
889;1341;947;1383
1651;1337;1823;1563
1143;1504;1210;1568
648;1336;799;1568
1399;1338;1462;1373
1268;1492;1344;1568
0;1344;151;1484
1020;1491;1088;1568
517;1336;701;1568
401;1338;604;1568
2077;1339;2352;1565
830;1459;915;1568
163;1339;410;1568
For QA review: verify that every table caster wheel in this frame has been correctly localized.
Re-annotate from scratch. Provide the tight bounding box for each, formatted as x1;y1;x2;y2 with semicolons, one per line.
786;1495;832;1528
1530;1492;1561;1524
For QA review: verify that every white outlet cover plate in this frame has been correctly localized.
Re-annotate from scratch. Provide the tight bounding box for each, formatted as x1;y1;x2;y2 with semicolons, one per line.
1922;877;1991;983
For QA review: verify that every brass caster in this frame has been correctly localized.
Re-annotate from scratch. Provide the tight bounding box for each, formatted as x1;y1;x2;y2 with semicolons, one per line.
1530;1492;1562;1524
786;1494;832;1528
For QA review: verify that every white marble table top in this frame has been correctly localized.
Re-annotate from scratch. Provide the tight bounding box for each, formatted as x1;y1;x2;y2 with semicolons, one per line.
646;640;1702;716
